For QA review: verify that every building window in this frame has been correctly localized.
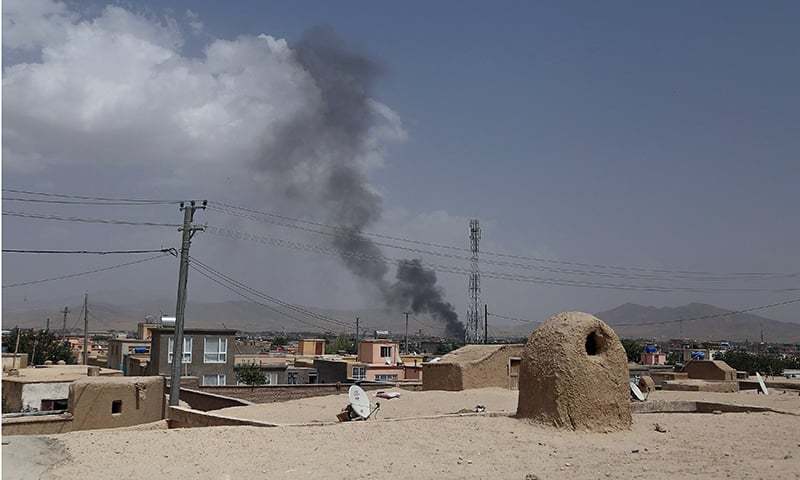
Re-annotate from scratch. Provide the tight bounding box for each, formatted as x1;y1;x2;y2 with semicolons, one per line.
380;346;392;358
111;400;122;414
287;372;298;384
202;374;226;386
168;337;192;364
375;374;397;382
352;366;366;380
204;337;228;363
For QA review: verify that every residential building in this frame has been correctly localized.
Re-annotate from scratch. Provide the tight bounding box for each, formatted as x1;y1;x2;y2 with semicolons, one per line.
146;327;237;386
2;365;122;413
423;344;524;391
107;338;150;372
349;339;418;382
297;339;326;356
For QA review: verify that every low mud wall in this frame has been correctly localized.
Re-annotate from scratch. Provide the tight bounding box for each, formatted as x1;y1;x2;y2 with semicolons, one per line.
167;406;279;429
179;388;252;411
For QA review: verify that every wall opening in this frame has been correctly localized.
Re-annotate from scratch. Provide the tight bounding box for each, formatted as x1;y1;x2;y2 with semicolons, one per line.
111;400;122;415
585;331;602;355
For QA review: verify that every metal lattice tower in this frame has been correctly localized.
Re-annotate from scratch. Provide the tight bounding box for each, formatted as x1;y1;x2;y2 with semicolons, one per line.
466;219;482;343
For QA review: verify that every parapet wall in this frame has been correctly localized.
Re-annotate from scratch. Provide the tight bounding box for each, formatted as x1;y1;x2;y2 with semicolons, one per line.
198;382;391;404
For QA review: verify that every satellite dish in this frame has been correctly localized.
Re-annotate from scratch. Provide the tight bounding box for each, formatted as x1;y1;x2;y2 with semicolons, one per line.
630;381;647;402
755;372;769;395
348;385;372;419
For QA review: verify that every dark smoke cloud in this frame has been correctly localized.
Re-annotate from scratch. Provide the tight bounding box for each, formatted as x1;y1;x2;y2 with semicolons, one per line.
389;259;466;339
254;26;464;338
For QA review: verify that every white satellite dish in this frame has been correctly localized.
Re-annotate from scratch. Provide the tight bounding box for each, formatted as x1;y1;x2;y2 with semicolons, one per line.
348;385;372;419
755;372;769;395
630;381;647;402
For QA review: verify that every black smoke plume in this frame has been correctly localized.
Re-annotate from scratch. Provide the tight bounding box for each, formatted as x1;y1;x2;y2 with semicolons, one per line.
255;26;464;338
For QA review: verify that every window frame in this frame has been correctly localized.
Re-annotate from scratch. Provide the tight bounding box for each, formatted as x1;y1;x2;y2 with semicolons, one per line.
167;337;192;364
202;373;226;386
380;346;392;359
203;336;228;364
352;366;366;380
375;374;398;382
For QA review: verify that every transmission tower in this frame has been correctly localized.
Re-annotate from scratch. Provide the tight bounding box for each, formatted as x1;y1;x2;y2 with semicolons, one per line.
466;219;482;343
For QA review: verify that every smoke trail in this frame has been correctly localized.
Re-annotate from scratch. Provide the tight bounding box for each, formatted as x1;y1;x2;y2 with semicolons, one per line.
255;26;463;338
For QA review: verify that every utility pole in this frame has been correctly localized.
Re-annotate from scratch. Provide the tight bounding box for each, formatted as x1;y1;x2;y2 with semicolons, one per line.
61;307;69;336
82;293;89;365
484;304;488;344
169;200;206;407
46;317;50;331
355;317;360;346
404;312;410;354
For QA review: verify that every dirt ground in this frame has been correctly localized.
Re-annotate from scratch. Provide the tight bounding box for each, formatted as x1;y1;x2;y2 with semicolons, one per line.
35;408;800;480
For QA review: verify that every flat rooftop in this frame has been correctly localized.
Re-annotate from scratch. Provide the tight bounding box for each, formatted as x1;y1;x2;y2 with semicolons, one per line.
1;365;122;384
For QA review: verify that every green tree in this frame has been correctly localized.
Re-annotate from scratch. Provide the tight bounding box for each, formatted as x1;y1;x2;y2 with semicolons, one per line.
325;335;354;354
2;328;74;366
666;351;681;365
235;362;267;385
271;336;288;348
620;339;643;363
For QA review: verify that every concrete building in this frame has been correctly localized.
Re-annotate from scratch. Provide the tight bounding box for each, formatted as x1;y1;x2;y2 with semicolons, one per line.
297;339;326;356
107;338;150;372
423;344;524;391
2;353;28;371
146;327;237;386
2;365;122;413
3;376;164;435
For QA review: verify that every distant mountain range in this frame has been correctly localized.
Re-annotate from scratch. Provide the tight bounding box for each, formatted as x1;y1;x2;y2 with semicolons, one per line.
595;302;800;343
3;300;799;343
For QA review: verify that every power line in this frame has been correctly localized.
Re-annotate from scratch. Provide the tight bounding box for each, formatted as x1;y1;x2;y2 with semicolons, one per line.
2;196;174;206
3;248;176;255
3;210;180;227
187;259;354;332
2;253;172;288
209;200;795;278
189;256;355;329
490;312;539;324
204;225;800;294
2;187;181;204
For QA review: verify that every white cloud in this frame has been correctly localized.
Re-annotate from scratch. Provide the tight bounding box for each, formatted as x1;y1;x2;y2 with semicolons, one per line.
2;1;404;197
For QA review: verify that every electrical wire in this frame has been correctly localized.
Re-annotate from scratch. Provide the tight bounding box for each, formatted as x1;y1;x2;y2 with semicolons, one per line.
3;210;181;228
2;253;173;288
204;225;800;294
3;248;176;255
2;187;181;204
187;260;350;332
209;200;796;278
2;196;174;206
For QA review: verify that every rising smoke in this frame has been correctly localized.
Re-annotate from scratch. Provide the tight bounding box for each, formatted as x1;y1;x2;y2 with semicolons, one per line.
256;26;464;338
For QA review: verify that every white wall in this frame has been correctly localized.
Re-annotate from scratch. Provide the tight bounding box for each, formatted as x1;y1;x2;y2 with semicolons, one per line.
21;383;70;411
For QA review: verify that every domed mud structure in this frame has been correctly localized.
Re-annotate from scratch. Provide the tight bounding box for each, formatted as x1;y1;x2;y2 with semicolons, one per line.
516;311;632;431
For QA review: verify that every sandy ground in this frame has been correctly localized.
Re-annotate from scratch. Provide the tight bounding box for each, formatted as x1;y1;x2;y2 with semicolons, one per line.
7;388;800;479
216;387;518;424
215;387;800;424
33;410;800;480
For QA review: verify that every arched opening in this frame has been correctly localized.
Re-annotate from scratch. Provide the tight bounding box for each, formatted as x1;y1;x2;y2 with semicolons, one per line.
585;331;603;355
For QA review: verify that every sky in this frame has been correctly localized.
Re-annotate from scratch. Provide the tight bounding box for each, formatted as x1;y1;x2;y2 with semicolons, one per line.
3;0;799;330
